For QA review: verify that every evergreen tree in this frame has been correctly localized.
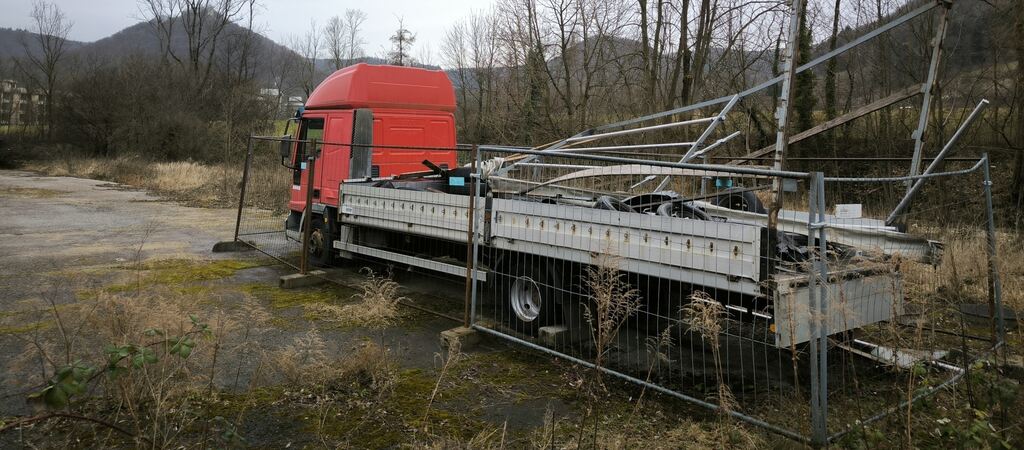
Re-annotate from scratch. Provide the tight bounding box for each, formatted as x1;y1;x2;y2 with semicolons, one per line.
388;19;416;66
793;6;817;134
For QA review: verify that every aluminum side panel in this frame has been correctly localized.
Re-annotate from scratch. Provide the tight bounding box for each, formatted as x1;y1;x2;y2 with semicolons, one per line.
773;272;904;347
339;184;472;242
490;198;762;294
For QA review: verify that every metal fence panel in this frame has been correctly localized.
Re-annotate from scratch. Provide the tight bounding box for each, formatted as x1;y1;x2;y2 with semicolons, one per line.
230;134;1004;446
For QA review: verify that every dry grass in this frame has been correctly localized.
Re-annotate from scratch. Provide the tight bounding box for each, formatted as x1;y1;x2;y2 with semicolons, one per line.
902;227;1023;320
530;415;763;450
4;280;250;447
681;292;738;414
583;251;643;381
22;156;290;208
308;269;405;329
271;329;395;392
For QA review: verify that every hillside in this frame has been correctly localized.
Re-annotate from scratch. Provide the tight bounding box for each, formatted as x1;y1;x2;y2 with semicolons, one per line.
0;27;84;60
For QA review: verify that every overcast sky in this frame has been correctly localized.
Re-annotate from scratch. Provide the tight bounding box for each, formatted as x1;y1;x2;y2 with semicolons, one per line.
0;0;493;65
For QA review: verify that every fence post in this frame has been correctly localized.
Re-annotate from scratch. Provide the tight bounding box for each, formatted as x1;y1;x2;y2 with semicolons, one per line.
470;144;483;327
300;140;318;275
806;173;825;448
814;171;829;445
463;145;479;327
981;154;1005;348
233;137;254;242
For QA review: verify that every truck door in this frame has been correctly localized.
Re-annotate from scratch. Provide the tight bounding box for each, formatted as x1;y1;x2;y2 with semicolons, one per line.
317;111;355;207
288;116;324;214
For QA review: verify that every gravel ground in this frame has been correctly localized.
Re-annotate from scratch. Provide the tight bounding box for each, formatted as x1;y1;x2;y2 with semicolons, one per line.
0;170;581;447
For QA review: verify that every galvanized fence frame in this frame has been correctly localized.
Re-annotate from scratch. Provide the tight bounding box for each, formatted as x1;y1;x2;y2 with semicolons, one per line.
463;147;1004;446
818;154;1004;445
233;136;320;273
468;145;824;444
229;134;1005;447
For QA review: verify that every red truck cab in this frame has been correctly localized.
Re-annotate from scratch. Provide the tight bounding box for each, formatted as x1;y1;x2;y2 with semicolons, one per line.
285;63;458;264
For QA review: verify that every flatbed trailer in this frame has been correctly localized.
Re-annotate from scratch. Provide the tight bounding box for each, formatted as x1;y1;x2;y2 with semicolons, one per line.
326;173;932;348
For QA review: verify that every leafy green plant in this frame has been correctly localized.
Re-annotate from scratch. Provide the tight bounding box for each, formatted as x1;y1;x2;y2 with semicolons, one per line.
27;362;95;409
937;409;1014;449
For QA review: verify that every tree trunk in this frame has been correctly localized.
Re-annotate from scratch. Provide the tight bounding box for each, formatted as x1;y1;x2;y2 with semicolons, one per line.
824;0;841;121
1010;3;1024;215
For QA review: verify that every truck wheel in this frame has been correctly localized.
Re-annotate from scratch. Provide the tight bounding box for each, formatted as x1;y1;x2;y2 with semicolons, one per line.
495;256;561;336
714;188;766;214
307;214;334;267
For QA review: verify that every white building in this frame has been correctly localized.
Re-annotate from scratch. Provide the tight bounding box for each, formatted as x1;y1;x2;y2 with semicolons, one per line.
0;79;45;126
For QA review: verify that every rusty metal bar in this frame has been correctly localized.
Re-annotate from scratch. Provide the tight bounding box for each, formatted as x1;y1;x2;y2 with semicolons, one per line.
233;136;254;242
300;141;318;275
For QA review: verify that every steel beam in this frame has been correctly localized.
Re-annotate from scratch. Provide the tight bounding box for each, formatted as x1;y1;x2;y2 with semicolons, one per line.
886;99;988;226
728;84;923;165
500;1;938;176
908;1;952;185
653;95;740;192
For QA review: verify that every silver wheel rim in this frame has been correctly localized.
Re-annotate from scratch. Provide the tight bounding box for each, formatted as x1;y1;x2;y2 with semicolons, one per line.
510;276;542;322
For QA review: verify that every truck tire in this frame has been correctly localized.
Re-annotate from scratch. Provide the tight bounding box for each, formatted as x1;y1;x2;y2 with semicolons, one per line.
307;214;335;267
714;188;766;214
493;254;562;336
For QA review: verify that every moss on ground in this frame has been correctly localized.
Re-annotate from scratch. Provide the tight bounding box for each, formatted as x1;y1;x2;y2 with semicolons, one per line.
127;258;266;284
453;349;575;402
0;320;52;335
0;187;65;198
79;258;269;299
240;283;354;310
307;367;490;447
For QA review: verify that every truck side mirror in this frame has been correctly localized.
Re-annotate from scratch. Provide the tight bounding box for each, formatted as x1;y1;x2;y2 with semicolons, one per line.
279;136;292;159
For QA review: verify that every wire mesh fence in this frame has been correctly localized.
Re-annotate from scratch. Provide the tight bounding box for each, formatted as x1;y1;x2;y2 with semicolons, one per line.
230;132;1004;446
818;156;1004;443
471;147;828;442
234;135;475;320
466;148;1004;444
235;137;303;269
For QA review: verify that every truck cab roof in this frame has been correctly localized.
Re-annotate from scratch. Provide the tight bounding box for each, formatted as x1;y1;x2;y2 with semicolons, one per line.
304;63;456;112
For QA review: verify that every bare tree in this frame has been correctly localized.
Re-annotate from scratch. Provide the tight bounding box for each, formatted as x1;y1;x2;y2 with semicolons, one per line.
138;0;179;63
1010;0;1024;212
233;0;259;81
324;16;348;70
20;0;72;138
541;0;580;127
266;44;302;116
416;41;435;67
388;17;417;66
137;0;248;90
291;20;323;98
344;9;368;60
181;0;246;87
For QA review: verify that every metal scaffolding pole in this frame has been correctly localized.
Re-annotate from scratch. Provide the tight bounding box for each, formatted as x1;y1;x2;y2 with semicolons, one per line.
907;1;952;186
768;0;804;245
